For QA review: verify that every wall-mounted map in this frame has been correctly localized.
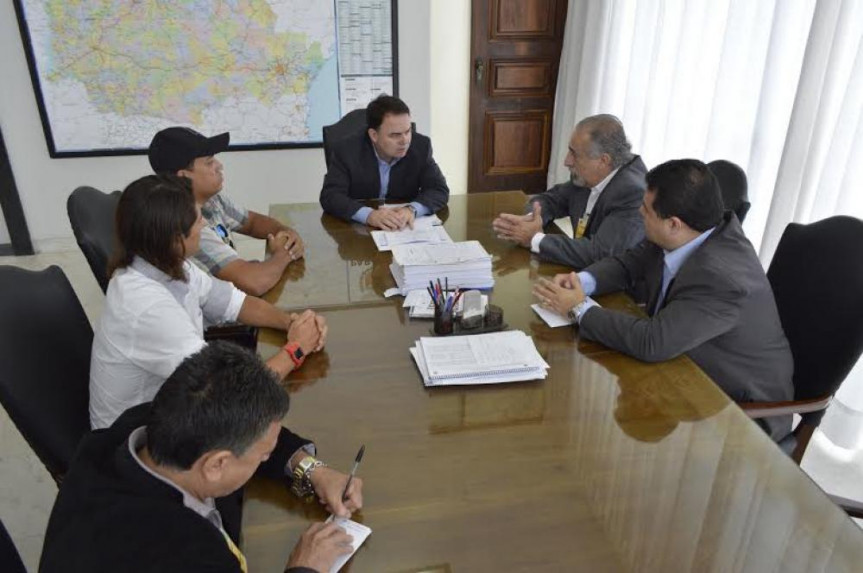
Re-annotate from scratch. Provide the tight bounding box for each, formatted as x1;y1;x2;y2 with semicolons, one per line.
13;0;397;157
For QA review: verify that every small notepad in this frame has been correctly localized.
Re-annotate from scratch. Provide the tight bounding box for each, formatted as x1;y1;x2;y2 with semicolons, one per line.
531;304;576;327
324;515;372;572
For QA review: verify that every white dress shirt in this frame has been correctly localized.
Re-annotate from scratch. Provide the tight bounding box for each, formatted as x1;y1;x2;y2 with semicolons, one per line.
531;167;621;253
89;257;246;429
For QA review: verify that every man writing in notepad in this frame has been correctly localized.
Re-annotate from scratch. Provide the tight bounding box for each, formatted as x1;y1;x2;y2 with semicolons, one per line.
42;342;363;573
493;114;647;269
320;94;450;230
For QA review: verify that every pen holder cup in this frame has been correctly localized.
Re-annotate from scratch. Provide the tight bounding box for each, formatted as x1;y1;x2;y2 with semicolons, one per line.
433;306;454;335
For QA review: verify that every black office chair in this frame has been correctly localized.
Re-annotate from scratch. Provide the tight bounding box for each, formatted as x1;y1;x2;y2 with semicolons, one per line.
322;108;367;168
0;266;93;485
0;517;27;573
66;187;258;351
741;216;863;464
67;186;122;293
708;160;751;223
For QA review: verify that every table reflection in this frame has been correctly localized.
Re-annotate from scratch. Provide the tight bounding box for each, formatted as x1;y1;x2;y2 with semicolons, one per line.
243;193;863;573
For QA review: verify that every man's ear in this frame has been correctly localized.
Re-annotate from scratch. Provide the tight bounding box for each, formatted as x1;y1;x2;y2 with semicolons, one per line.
176;168;192;179
198;450;233;484
367;127;378;144
600;153;613;168
668;216;686;234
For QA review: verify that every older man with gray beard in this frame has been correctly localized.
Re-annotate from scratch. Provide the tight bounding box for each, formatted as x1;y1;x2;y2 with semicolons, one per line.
493;114;648;269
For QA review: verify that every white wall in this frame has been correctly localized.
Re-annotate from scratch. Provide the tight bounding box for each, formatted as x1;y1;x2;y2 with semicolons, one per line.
0;0;471;252
430;0;471;195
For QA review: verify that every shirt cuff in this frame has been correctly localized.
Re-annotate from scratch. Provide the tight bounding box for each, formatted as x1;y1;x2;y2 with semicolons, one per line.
573;297;600;324
224;288;246;322
577;271;597;296
530;232;545;254
410;201;431;217
352;206;373;224
285;443;318;474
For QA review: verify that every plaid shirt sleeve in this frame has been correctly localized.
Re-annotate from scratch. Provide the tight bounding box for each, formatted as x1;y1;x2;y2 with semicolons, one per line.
193;224;240;275
212;194;249;231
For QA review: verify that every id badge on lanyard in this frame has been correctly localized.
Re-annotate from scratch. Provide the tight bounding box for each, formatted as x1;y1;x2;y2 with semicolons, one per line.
214;223;235;248
575;215;589;239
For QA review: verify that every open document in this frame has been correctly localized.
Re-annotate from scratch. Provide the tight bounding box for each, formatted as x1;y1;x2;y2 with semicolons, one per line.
371;216;452;251
410;330;549;386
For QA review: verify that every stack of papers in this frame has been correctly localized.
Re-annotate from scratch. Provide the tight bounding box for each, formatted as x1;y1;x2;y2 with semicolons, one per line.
389;241;494;295
410;330;549;386
403;289;489;318
371;216;452;251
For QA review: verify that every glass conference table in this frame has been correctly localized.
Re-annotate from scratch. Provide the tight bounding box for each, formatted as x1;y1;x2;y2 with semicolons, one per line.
241;191;863;572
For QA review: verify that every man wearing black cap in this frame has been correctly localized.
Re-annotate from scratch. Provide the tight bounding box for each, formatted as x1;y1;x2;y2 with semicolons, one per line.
149;127;303;296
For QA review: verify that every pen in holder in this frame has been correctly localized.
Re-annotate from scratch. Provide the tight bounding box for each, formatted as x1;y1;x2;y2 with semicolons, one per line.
433;305;454;335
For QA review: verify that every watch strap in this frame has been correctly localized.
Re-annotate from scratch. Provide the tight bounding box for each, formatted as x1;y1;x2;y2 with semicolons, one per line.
283;342;305;367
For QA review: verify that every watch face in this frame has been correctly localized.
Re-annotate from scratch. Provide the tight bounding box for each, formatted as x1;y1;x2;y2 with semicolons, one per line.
293;347;305;360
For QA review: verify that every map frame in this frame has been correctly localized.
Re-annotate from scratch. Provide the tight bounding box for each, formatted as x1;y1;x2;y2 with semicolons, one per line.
12;0;400;158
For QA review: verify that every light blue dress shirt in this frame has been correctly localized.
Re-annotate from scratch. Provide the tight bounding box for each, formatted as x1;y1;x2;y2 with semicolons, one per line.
352;147;431;224
574;227;716;322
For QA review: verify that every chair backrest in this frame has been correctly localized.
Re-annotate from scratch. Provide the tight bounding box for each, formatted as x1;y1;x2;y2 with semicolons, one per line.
0;517;26;573
67;186;122;293
322;108;368;169
767;216;863;400
708;160;751;223
0;265;93;483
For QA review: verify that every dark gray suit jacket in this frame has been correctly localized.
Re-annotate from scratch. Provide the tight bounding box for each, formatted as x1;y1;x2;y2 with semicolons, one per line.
320;131;449;222
579;213;794;440
527;156;647;269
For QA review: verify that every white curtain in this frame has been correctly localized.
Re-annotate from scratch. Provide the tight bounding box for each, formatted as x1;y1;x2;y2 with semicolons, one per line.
551;0;863;448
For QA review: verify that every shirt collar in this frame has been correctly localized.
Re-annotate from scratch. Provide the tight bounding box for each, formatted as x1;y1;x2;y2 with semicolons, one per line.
592;166;621;195
130;256;173;283
128;426;222;526
662;227;716;277
372;144;402;168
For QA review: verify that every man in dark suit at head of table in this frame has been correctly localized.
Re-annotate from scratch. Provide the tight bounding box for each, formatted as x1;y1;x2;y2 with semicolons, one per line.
319;94;450;230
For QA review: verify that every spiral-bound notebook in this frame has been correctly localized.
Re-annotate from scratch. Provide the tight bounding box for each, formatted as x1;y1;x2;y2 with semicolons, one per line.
410;330;549;386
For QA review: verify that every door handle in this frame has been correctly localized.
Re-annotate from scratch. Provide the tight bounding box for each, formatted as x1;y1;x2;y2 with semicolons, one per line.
475;57;484;84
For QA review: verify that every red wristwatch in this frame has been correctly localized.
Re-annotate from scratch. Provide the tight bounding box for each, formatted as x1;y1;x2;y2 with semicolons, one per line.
283;342;305;368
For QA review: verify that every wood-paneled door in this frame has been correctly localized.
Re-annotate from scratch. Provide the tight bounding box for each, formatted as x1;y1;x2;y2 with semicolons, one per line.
468;0;568;194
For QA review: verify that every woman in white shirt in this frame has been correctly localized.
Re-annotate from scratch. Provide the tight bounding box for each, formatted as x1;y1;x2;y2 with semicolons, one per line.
90;174;326;429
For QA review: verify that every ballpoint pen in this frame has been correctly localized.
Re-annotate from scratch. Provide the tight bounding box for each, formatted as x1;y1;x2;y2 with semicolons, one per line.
341;444;365;501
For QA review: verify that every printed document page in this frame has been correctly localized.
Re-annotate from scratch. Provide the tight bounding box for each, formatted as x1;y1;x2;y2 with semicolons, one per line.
392;241;490;266
418;331;547;379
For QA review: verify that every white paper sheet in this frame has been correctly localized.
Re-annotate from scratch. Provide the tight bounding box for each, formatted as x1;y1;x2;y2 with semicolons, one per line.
324;515;372;573
531;304;576;327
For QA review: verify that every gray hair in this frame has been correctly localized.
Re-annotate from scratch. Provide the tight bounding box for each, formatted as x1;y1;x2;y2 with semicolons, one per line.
576;114;633;168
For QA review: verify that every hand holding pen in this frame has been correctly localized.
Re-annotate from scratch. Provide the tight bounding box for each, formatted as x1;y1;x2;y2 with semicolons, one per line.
341;445;365;502
307;447;365;518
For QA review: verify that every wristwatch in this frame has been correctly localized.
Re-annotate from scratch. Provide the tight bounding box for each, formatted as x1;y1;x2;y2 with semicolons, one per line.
406;204;418;217
290;455;325;500
283;342;305;368
568;299;591;323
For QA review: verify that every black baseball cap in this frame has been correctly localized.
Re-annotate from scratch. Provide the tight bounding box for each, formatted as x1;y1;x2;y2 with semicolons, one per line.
148;127;230;173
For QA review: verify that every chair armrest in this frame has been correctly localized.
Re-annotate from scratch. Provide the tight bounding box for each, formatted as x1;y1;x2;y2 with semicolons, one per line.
204;323;259;352
740;395;832;418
